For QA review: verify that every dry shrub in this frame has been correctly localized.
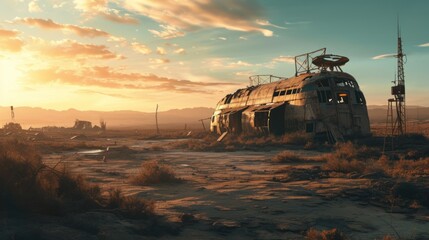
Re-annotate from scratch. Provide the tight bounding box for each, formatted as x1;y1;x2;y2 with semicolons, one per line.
323;141;380;174
280;131;312;145
306;228;347;240
130;160;181;185
272;151;305;163
388;158;429;179
106;189;154;218
324;158;365;173
0;140;103;215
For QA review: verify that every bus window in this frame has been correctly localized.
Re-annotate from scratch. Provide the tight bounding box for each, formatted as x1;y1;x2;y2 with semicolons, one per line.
337;93;349;104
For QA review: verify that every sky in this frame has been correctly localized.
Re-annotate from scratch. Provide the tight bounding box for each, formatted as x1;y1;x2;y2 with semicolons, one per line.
0;0;428;112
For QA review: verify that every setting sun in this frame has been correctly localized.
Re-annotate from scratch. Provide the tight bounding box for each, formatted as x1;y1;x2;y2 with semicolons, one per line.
0;57;22;104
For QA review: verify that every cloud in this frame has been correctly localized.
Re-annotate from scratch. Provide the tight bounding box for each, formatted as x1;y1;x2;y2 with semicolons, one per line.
120;0;273;38
74;0;138;24
418;43;429;47
148;25;185;39
101;9;139;24
156;47;166;55
285;21;311;25
33;39;123;59
204;58;255;69
0;29;24;52
149;58;170;64
372;53;396;60
272;55;295;64
14;17;111;38
235;71;254;77
256;19;287;29
25;65;237;93
131;42;151;54
0;29;20;38
74;0;106;12
76;0;274;37
28;0;42;12
174;48;185;54
53;1;67;8
75;89;131;98
231;60;252;67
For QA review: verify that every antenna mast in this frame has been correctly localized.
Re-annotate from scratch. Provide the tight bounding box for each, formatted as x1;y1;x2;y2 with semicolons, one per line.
392;19;406;135
384;19;407;152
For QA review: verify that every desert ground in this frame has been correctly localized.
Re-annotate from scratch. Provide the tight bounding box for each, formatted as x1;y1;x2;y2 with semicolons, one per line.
1;128;429;240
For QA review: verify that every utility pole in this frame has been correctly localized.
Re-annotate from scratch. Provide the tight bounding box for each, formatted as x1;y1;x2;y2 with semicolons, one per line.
155;104;160;134
10;106;14;122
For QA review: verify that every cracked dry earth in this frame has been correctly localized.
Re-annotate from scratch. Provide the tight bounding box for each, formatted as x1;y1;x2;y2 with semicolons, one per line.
42;138;429;240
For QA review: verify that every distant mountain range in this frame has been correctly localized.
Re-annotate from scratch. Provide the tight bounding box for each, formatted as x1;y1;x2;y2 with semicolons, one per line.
0;106;215;129
367;105;429;123
1;105;428;129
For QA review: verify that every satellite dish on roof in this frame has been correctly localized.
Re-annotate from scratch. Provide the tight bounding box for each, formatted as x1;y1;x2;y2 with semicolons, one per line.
312;54;349;69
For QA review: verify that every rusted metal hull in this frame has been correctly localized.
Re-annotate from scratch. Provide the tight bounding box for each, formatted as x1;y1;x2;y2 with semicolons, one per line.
210;71;371;141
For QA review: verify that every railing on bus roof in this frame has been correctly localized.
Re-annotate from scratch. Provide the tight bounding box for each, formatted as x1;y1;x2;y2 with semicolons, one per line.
249;75;284;87
294;48;326;76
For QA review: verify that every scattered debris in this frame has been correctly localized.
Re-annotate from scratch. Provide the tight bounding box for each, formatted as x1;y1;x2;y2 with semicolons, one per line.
217;132;228;142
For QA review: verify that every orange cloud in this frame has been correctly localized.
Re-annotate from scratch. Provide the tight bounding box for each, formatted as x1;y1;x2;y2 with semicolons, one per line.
100;9;139;24
131;42;151;54
25;65;236;93
74;0;138;24
272;56;295;64
124;0;273;37
148;25;185;39
34;39;123;59
0;29;24;52
75;0;273;38
14;17;110;38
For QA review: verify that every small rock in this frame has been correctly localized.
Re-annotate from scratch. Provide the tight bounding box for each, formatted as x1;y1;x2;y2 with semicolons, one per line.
212;220;240;232
180;213;197;224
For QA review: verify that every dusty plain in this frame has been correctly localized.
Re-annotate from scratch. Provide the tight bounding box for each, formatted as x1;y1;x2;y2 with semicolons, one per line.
1;127;429;240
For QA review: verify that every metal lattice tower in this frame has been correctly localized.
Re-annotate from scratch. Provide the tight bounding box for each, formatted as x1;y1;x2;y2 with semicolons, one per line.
392;21;406;135
384;20;407;152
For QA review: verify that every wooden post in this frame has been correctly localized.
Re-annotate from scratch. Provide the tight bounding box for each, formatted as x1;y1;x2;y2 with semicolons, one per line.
156;104;160;134
199;119;206;131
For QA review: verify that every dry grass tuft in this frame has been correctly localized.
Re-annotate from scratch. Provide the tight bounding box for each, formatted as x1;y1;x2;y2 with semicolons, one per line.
130;160;181;185
0;140;103;214
306;228;348;240
323;158;366;174
388;158;429;179
0;140;156;217
106;188;154;218
323;141;380;174
272;151;305;163
323;140;429;179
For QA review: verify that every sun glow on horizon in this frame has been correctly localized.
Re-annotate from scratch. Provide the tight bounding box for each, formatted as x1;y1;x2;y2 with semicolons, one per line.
0;57;23;104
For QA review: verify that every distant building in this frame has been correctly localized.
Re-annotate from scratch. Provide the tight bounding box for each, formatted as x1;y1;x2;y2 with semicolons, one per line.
73;119;92;130
3;122;22;131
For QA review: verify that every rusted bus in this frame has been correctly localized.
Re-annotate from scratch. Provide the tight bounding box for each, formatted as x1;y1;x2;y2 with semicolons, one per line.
210;69;371;141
